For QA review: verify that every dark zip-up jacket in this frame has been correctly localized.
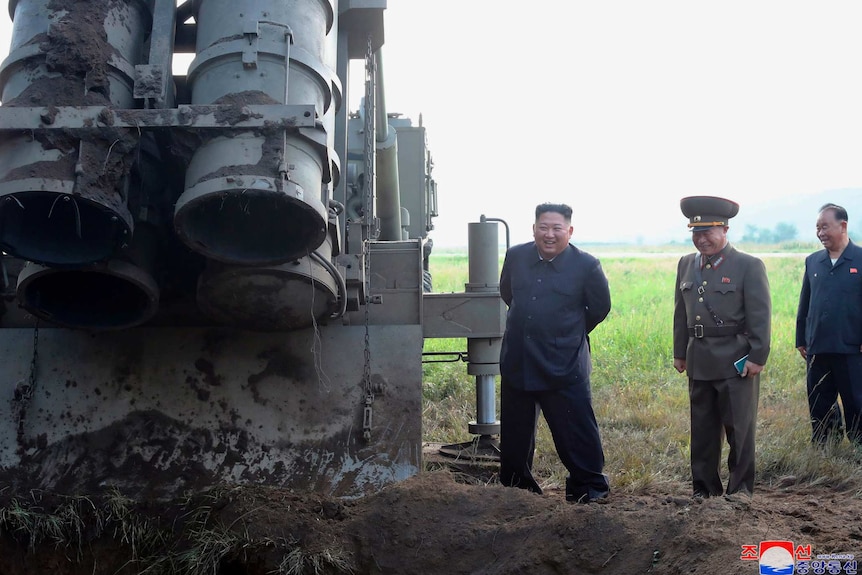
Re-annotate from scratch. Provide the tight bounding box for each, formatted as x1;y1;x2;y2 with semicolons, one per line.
499;242;611;391
796;240;862;354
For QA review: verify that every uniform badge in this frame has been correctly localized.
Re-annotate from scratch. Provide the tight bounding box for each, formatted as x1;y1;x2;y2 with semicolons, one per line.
851;268;858;274
721;277;731;283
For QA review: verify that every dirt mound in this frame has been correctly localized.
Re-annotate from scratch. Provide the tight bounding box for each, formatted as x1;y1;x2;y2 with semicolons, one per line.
1;468;860;575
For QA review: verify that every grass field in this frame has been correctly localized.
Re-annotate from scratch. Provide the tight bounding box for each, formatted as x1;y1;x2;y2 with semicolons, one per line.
422;244;862;494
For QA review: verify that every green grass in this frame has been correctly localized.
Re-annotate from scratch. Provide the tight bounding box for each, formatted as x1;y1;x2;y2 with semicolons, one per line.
0;486;354;575
423;246;862;494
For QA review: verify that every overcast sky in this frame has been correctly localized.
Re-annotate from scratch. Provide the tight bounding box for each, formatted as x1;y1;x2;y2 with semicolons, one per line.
3;1;861;247
380;1;862;246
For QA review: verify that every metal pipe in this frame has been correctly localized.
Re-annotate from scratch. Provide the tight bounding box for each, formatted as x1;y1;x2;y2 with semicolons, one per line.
372;48;402;240
466;218;502;437
310;250;348;318
475;374;496;425
375;49;389;143
467;220;502;293
480;215;510;251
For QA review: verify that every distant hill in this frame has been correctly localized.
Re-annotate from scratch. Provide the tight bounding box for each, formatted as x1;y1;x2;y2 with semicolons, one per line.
732;188;861;242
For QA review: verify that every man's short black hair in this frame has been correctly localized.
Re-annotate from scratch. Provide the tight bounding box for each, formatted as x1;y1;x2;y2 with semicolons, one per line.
819;203;848;223
535;203;573;222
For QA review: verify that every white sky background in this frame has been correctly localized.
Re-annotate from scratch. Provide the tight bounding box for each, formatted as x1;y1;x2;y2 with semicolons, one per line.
380;1;862;246
2;1;862;247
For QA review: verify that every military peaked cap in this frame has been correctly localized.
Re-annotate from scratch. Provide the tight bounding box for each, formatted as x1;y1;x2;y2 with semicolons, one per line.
680;196;739;232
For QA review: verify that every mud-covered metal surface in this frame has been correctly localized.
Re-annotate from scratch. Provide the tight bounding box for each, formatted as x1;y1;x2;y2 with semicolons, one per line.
0;103;316;132
0;325;423;500
0;0;153;265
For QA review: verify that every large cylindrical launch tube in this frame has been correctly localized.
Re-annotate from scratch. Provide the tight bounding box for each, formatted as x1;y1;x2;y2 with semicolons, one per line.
15;226;160;331
13;134;167;330
0;0;151;266
196;235;341;331
174;0;337;266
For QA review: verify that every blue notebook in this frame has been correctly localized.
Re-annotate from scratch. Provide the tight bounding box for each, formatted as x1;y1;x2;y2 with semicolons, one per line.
734;354;749;375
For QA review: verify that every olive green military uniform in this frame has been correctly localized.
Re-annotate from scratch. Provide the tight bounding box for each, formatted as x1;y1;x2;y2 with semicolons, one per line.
673;197;772;496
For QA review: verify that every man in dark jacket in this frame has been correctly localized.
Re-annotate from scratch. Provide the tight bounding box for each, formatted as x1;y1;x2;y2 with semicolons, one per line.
673;196;771;498
499;202;611;503
795;203;862;446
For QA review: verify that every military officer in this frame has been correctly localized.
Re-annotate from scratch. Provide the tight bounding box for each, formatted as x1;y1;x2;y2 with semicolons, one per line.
672;196;772;498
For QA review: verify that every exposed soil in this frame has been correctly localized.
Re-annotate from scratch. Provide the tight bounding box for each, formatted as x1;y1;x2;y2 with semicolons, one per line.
1;454;860;575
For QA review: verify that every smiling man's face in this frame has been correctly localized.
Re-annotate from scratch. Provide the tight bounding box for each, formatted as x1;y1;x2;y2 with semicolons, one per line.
533;211;573;260
691;226;728;257
815;208;847;253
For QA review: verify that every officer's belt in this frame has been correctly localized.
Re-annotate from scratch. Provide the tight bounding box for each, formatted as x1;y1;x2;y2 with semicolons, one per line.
688;324;746;338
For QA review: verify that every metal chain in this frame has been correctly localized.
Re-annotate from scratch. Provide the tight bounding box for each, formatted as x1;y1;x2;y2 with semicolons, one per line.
13;324;39;444
361;35;376;442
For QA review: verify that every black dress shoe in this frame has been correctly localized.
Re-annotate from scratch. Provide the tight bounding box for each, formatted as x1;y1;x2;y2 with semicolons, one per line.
567;488;609;504
566;476;610;503
586;491;609;504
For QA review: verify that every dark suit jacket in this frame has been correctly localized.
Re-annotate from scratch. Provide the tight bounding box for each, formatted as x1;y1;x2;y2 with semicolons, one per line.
673;244;771;380
796;240;862;354
499;242;611;391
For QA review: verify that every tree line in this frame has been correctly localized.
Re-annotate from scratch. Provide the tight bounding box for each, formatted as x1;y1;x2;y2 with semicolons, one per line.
741;223;798;244
742;222;862;244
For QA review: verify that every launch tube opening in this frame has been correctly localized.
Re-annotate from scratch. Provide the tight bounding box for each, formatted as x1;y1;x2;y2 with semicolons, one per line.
16;261;159;331
0;191;131;266
173;183;327;266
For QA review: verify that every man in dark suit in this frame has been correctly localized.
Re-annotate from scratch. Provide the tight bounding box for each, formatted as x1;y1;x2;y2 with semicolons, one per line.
673;196;772;498
795;203;862;446
499;202;611;503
